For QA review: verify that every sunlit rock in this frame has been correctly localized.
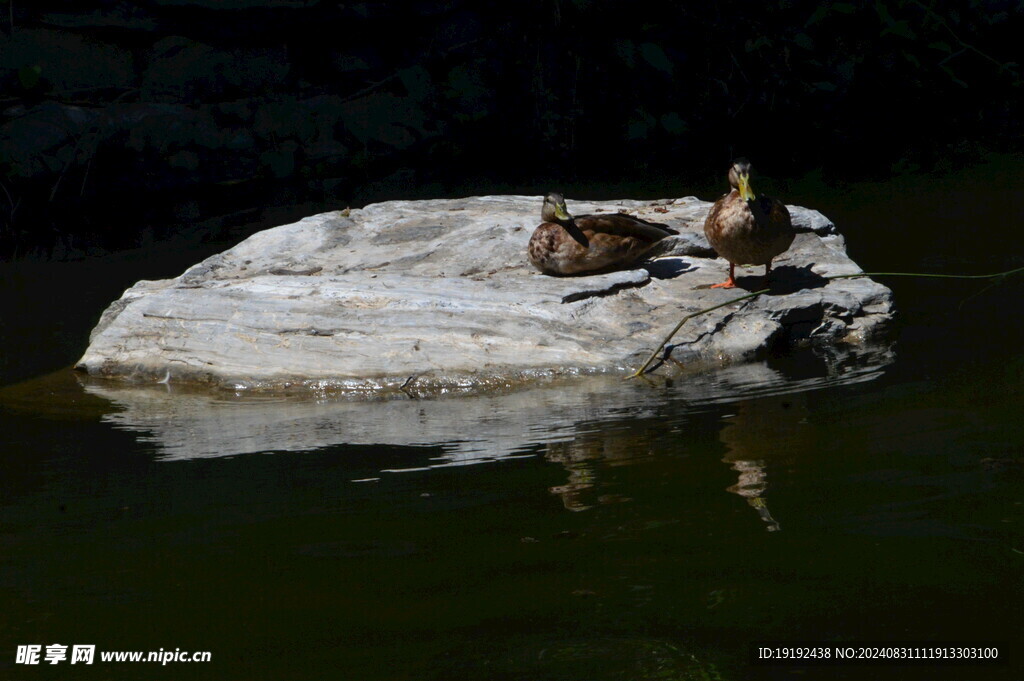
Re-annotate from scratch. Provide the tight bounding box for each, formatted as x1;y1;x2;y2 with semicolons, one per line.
76;195;895;393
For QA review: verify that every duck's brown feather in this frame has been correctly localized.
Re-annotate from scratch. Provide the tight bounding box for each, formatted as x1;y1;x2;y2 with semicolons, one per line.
703;191;793;267
528;213;677;276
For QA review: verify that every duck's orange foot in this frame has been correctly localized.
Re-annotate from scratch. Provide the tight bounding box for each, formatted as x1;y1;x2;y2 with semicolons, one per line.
710;279;737;289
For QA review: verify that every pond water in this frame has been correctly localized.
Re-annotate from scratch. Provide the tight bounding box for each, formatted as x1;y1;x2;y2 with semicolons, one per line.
1;155;1022;680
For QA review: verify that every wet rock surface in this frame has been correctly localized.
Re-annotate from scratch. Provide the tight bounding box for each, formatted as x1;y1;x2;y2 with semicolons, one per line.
76;195;894;394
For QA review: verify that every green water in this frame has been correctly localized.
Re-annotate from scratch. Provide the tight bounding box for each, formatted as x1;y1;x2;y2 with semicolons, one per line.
1;156;1023;680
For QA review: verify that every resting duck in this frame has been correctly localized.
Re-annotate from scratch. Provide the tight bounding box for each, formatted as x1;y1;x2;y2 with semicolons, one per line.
527;193;677;276
703;159;794;288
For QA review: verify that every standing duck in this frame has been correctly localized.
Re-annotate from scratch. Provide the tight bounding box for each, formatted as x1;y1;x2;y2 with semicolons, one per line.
528;193;678;276
703;159;794;288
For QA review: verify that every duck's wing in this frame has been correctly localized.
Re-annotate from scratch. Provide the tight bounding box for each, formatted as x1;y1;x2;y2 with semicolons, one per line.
763;197;793;233
576;213;678;240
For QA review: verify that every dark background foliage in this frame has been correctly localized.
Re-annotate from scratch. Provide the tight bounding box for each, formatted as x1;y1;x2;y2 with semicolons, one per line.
0;0;1020;257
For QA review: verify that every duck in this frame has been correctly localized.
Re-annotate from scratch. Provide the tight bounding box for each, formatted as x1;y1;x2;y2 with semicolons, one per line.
703;159;794;289
527;193;678;276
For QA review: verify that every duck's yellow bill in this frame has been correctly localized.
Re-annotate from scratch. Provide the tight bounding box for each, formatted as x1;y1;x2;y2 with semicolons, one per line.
738;174;756;202
554;204;572;221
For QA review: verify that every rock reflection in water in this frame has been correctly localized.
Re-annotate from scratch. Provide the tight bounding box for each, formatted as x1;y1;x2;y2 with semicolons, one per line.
545;428;651;512
72;346;892;515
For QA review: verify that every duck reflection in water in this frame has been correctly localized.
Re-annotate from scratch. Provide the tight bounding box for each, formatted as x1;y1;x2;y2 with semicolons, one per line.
719;394;814;532
725;459;781;532
540;388;815;521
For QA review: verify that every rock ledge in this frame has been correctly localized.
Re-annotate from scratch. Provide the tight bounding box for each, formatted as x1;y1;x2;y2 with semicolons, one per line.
76;195;894;393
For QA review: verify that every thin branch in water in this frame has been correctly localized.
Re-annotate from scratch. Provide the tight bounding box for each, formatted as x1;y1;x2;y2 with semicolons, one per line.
628;286;769;379
628;266;1024;379
956;278;1000;313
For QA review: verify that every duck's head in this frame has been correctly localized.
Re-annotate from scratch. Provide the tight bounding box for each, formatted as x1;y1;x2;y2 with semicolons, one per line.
727;158;756;202
541;192;573;223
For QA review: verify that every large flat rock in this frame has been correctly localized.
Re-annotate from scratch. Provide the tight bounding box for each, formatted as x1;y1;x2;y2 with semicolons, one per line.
76;195;894;393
